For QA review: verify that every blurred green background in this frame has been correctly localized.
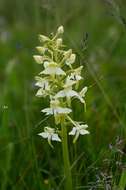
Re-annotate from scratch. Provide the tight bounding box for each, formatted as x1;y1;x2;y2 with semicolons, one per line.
0;0;126;189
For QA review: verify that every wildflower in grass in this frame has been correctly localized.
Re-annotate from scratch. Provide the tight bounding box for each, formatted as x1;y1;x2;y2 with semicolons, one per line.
55;77;84;104
35;78;50;97
69;66;83;81
41;99;72;115
41;99;72;125
34;25;89;144
34;25;89;190
38;127;61;148
69;122;89;143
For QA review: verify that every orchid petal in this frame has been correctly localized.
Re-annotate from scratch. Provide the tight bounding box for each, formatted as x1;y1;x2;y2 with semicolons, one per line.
69;127;77;135
52;134;61;142
38;132;48;138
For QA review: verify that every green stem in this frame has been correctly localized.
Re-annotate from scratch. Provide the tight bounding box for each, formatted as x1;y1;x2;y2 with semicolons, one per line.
61;121;73;190
118;170;126;190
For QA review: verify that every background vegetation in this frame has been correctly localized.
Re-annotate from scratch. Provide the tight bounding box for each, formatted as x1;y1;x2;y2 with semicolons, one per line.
0;0;126;189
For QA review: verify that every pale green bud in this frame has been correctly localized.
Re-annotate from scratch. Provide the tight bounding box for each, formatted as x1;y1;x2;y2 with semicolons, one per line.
38;35;49;43
36;46;47;54
56;38;63;47
69;54;76;63
64;49;72;59
33;55;43;64
57;25;64;34
65;53;76;67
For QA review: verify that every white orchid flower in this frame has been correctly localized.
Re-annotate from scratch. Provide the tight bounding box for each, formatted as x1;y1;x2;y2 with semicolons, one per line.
42;107;72;115
42;99;72;124
55;78;84;103
69;122;89;143
69;73;82;82
38;127;61;147
41;99;72;115
55;87;78;99
35;79;49;88
40;62;66;76
35;80;50;97
69;66;83;81
35;76;50;97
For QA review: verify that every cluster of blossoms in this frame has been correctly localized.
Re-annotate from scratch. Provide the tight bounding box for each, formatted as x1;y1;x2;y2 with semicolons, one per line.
34;26;89;147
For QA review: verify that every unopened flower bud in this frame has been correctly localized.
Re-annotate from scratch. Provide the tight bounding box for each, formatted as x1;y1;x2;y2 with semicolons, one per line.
56;38;63;46
44;61;50;68
69;54;76;64
33;55;43;64
64;49;72;59
38;35;49;43
57;26;64;34
36;46;47;54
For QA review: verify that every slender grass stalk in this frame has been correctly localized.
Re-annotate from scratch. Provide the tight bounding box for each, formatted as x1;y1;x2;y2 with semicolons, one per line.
61;120;72;190
118;170;126;190
1;143;13;190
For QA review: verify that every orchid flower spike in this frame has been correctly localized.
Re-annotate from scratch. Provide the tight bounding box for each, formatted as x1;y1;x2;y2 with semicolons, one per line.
34;25;89;146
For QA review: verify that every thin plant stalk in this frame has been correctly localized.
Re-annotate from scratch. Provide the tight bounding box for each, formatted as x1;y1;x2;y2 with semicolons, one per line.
118;170;126;190
61;120;72;190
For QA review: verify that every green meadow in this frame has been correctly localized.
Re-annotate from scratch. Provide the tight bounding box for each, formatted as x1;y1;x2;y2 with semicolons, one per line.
0;0;126;189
